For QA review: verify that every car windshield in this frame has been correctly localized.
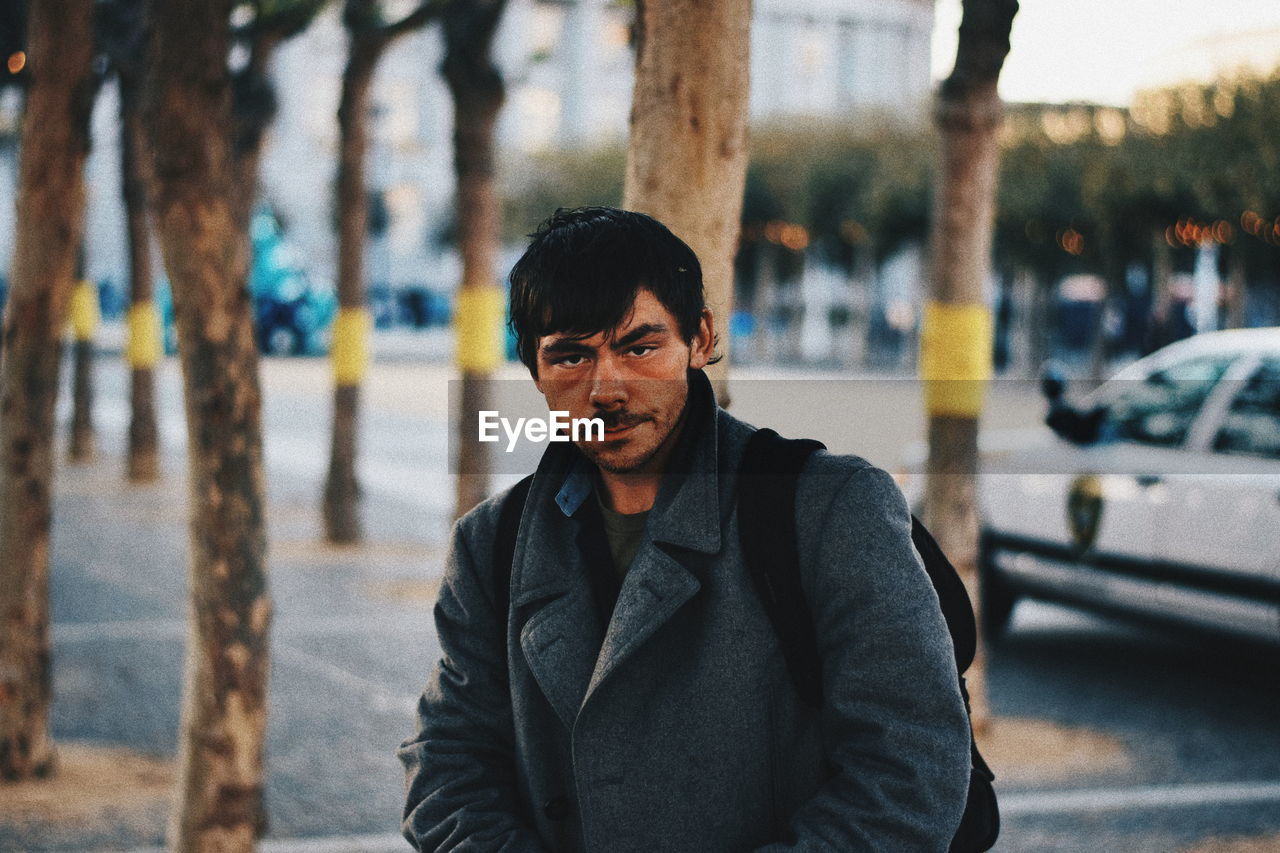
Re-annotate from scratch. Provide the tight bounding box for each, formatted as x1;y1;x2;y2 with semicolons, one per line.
1212;357;1280;459
1101;353;1236;447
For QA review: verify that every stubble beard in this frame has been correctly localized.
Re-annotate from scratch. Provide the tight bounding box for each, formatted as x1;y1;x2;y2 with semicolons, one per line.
583;423;666;474
578;387;690;475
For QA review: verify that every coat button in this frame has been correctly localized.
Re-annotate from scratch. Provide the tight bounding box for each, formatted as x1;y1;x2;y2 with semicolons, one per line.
543;796;571;821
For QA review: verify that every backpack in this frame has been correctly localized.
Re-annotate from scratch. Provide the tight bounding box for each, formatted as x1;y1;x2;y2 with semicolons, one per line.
493;427;999;853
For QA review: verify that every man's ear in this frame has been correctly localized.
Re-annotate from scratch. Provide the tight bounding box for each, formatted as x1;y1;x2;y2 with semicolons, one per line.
689;308;715;370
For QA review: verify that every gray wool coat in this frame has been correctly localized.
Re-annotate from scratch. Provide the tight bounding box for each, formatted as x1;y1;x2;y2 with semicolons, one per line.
399;374;971;852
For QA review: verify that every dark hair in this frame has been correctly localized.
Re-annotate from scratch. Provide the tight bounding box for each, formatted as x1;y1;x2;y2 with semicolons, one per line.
508;206;713;375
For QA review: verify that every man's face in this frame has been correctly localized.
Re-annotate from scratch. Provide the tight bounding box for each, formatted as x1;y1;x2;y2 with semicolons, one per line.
534;289;714;475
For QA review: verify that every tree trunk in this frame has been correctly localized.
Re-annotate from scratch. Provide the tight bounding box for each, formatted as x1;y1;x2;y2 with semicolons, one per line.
68;338;96;461
325;3;441;535
444;0;507;521
623;0;751;401
324;36;380;543
67;275;99;463
920;0;1019;733
0;0;96;782
144;1;272;848
229;30;285;231
120;74;161;482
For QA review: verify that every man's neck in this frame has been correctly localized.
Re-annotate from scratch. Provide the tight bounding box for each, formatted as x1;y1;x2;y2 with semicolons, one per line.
597;468;663;515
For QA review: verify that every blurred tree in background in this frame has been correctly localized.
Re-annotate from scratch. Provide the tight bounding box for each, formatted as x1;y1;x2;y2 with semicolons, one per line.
504;69;1280;373
447;0;509;521
325;0;445;544
66;246;98;462
229;0;330;225
99;0;162;481
920;0;1019;730
623;0;751;398
143;0;323;846
0;0;96;783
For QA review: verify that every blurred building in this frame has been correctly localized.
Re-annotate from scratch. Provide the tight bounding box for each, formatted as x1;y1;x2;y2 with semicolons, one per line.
504;0;936;151
261;0;935;294
0;0;937;299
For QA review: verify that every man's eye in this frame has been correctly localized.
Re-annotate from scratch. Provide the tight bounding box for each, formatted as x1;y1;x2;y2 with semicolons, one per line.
628;345;656;357
554;354;586;367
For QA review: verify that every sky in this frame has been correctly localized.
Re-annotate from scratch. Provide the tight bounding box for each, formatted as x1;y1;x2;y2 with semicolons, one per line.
931;0;1280;106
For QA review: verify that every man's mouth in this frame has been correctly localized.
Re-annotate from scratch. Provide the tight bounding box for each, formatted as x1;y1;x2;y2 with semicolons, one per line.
598;414;645;438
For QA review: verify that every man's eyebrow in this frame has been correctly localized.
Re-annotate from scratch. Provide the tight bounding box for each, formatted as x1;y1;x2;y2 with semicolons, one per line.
540;337;594;355
613;323;668;349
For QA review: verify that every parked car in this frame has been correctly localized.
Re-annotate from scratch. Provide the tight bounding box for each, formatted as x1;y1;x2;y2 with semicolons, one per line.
156;208;337;355
910;328;1280;645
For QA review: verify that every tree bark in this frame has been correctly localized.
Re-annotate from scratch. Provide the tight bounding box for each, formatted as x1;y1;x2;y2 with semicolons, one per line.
144;0;272;848
68;263;98;463
623;0;751;400
323;33;380;543
229;30;283;231
0;0;96;782
921;0;1019;732
444;0;507;521
68;337;95;461
325;1;441;538
121;73;160;482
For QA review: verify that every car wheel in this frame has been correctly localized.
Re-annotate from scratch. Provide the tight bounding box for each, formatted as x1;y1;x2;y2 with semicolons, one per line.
978;532;1017;642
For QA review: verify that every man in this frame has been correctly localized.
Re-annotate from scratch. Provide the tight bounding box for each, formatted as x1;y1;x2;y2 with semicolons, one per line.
399;207;971;851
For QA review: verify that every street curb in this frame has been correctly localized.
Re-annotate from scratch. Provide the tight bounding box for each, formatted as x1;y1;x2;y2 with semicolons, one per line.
113;831;407;853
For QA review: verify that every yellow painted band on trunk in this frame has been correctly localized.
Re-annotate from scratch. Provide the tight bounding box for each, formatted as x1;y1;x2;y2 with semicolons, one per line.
69;279;99;341
454;286;506;373
919;300;994;418
126;301;163;368
331;307;371;386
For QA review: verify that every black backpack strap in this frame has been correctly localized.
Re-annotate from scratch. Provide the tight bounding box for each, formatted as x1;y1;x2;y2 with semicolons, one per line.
737;428;826;707
910;517;977;673
493;474;534;620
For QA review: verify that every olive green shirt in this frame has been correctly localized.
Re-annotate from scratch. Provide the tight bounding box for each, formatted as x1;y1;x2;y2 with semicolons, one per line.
596;494;649;579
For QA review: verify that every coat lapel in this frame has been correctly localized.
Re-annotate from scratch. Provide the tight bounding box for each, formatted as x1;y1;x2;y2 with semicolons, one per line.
584;544;701;700
518;581;602;730
512;449;605;730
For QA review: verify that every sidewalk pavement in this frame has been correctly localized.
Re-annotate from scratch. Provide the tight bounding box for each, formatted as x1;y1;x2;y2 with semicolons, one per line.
1;434;450;851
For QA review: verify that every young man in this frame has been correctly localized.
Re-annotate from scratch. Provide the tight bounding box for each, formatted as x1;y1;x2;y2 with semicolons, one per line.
399;207;971;851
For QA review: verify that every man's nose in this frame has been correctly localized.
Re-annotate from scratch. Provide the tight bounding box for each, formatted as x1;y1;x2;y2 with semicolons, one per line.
588;355;627;409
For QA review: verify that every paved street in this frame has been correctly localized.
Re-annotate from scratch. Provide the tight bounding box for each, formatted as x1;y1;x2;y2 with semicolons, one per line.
3;339;1278;851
